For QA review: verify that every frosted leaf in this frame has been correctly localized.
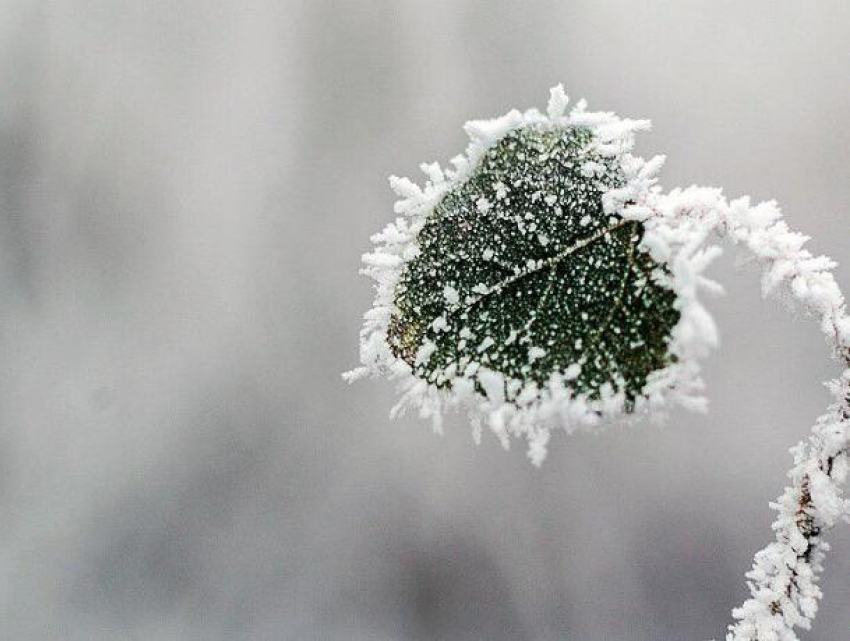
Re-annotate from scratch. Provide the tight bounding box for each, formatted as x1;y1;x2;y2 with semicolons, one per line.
387;125;679;408
349;86;724;450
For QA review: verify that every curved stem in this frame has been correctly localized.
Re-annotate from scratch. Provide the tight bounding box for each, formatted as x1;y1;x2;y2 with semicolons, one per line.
634;187;850;640
727;360;850;640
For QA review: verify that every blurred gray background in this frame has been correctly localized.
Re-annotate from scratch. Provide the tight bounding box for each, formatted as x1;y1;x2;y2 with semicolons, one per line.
0;1;847;639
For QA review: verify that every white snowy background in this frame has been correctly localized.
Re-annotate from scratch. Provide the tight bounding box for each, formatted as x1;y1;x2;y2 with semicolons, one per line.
0;2;848;639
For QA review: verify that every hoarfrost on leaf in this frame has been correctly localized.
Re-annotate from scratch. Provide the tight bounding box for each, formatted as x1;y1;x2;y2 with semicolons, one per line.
348;87;723;461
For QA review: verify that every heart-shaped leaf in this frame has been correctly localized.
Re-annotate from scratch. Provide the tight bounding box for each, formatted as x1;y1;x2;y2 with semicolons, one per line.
388;124;679;408
346;87;720;462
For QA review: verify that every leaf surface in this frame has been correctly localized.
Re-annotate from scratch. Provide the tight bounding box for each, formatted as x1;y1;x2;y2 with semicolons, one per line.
389;125;679;406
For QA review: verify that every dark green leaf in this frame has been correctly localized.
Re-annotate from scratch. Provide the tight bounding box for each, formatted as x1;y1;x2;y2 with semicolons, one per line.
388;124;680;407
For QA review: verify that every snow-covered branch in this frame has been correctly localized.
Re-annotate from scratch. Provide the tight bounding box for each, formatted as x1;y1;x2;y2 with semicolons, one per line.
727;369;850;641
630;186;850;640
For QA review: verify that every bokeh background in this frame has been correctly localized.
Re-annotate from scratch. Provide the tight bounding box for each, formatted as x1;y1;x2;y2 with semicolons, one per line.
0;1;848;639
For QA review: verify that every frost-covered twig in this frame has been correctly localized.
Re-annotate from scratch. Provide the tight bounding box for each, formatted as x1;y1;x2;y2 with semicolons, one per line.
345;86;850;639
629;186;850;640
714;205;849;641
726;369;850;641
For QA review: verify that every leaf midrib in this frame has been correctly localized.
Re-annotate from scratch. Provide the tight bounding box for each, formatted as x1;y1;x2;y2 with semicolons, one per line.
443;218;632;322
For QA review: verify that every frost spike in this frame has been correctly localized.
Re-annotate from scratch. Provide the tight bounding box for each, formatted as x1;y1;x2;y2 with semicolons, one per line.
546;83;569;120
